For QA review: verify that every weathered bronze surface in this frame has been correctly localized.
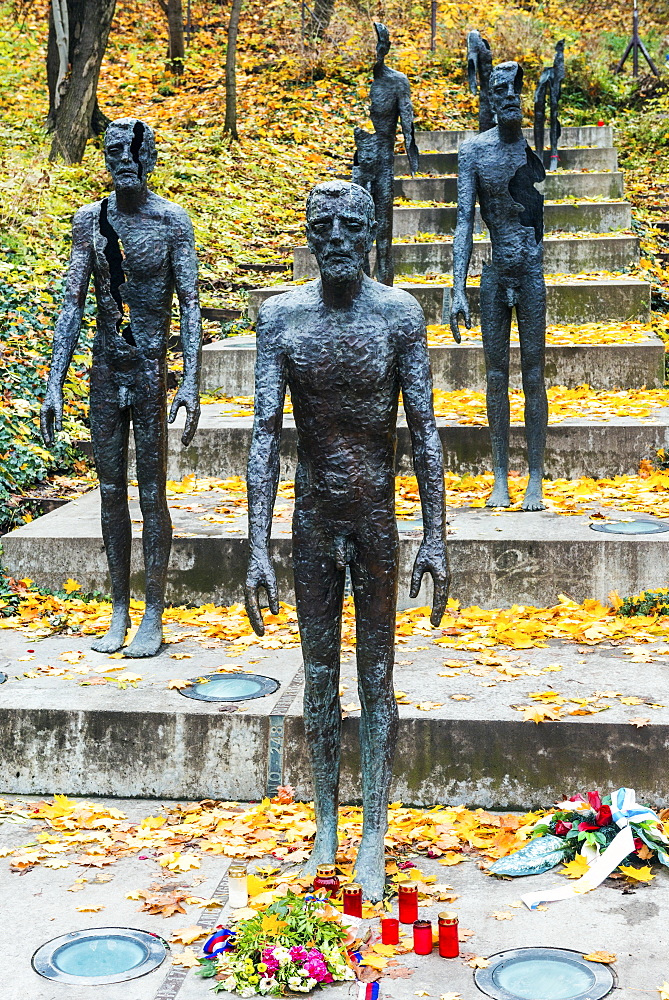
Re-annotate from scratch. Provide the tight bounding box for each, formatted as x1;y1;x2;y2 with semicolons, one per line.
352;22;418;287
41;117;202;657
450;63;548;511
534;40;565;171
245;180;449;900
467;29;494;132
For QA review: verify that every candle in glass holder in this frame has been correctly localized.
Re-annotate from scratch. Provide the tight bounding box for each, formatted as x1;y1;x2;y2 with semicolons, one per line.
342;882;363;918
438;911;459;958
381;917;399;945
228;865;248;908
398;882;419;924
313;865;340;897
413;919;433;955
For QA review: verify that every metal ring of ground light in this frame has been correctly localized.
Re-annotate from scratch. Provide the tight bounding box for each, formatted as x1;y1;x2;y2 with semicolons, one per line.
0;672;6;684
178;672;280;702
590;518;669;535
474;947;616;1000
32;926;168;986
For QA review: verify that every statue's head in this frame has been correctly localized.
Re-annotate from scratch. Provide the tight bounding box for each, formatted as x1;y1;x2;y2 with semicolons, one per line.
104;118;157;193
489;61;524;128
306;180;376;284
374;22;391;63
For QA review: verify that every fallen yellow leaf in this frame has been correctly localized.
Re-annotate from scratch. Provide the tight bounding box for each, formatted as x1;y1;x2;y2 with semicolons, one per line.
583;951;616;963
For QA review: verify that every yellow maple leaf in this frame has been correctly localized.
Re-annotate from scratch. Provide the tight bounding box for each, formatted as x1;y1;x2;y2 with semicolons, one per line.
372;943;397;956
491;911;513;920
170;926;208;945
260;913;288;934
561;856;591;879
658;982;669;999
63;579;81;594
439;851;464;866
167;678;192;689
467;956;490;969
158;851;201;873
172;947;200;968
76;904;105;912
619;864;655;882
583;951;616;963
360;954;389;970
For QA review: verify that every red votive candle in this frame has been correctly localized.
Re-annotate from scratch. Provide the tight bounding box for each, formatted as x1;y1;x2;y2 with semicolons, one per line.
413;919;433;955
398;882;419;924
313;865;340;897
438;911;459;958
381;917;400;945
342;882;363;918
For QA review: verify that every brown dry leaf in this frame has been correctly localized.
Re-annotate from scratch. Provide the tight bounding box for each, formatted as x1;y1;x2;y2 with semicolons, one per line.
458;927;475;941
583;951;616;964
451;694;472;701
167;678;192;690
415;701;443;711
491;911;513;920
467;956;490;969
76;904;105;912
386;966;413;979
440;995;462;1000
170;653;192;659
629;717;651;727
136;888;190;917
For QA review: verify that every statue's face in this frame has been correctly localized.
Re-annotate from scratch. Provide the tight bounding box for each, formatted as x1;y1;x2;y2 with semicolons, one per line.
307;194;375;283
104;124;154;192
490;67;523;128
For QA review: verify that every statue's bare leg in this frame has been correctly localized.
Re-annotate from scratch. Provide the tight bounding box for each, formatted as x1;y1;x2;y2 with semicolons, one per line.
374;156;395;287
124;362;172;657
480;265;512;507
89;364;132;654
294;501;345;874
350;509;399;902
518;271;548;511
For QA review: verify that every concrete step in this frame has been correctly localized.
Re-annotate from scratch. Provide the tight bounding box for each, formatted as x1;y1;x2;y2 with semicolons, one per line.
200;334;664;396
1;627;668;810
123;403;669;481
415;125;614;151
4;490;669;612
393;200;632;237
247;277;650;324
396;146;618;174
292;235;639;280
394;171;625;202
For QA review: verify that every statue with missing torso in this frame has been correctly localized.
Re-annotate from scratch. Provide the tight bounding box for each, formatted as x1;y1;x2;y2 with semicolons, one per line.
450;62;548;512
244;179;449;900
41;117;202;657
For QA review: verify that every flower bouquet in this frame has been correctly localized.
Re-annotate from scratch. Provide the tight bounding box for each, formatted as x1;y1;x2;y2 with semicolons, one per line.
197;892;356;996
489;787;669;877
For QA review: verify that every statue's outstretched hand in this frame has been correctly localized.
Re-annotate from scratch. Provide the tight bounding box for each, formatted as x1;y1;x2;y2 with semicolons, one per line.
40;385;63;447
410;536;450;627
449;289;471;345
245;548;280;637
169;380;201;447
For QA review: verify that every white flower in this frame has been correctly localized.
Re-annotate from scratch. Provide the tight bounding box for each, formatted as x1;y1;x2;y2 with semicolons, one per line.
239;987;257;998
298;968;309;977
274;947;291;966
258;977;277;993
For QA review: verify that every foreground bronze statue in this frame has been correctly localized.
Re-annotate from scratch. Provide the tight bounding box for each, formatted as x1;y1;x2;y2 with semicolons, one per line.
352;22;418;286
534;40;565;171
450;62;548;511
245;180;449;900
41;117;202;657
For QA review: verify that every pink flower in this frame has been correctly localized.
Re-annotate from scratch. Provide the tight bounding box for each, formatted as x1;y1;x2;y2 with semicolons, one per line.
289;947;308;963
303;955;329;982
262;948;280;975
587;790;602;813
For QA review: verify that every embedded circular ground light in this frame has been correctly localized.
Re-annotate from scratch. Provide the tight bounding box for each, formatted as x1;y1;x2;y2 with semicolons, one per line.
590;518;669;535
474;947;615;1000
0;672;6;684
32;927;168;986
178;672;280;702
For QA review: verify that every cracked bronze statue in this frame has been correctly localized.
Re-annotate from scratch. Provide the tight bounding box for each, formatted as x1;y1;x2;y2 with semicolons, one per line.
534;40;565;172
352;22;418;287
450;62;548;512
244;180;449;901
467;29;494;132
41;117;202;657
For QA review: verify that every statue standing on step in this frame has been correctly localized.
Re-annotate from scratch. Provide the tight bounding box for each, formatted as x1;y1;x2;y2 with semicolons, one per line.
534;40;565;171
245;180;449;900
352;22;419;286
41;117;202;657
450;62;548;511
467;29;494;132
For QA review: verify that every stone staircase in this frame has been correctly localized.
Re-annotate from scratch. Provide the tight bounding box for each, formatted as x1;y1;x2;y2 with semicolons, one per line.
4;127;669;611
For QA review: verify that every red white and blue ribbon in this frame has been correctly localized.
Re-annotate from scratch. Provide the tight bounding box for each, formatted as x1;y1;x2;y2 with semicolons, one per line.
358;982;380;1000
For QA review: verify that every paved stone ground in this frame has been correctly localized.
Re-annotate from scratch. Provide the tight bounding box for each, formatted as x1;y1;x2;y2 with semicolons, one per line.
0;795;666;1000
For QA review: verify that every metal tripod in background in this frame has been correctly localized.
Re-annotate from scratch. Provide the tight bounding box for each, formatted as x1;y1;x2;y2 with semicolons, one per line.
615;0;659;77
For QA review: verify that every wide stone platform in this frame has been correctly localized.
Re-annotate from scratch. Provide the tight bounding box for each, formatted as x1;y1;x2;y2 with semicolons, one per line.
415;124;614;150
397;145;619;173
392;200;632;236
1;626;668;806
246;276;650;324
200;334;664;396
5;488;669;609
293;234;639;279
394;170;625;201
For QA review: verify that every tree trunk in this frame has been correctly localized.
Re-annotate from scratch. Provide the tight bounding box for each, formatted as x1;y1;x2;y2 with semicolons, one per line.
224;0;242;140
305;0;336;39
47;0;111;135
48;0;117;162
157;0;185;76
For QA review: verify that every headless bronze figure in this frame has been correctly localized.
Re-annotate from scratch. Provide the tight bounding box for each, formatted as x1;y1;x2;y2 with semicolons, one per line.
41;118;202;657
245;180;449;900
450;63;548;511
352;22;418;286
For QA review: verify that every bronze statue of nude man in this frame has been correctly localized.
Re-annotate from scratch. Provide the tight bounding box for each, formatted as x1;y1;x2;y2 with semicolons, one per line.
450;62;548;511
41;117;202;657
245;179;449;900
